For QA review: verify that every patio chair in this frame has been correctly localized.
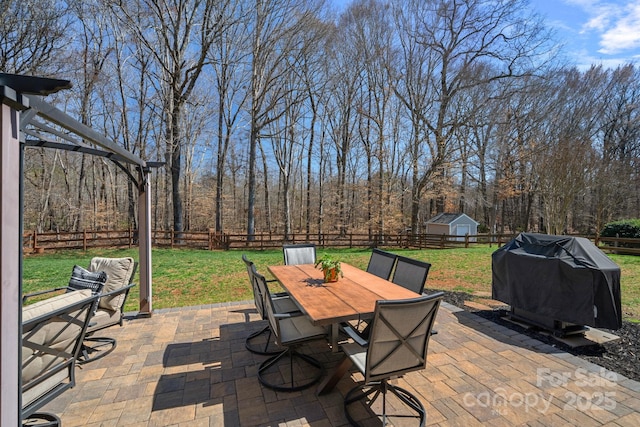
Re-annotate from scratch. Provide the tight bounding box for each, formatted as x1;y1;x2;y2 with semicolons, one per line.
256;269;327;392
79;257;137;363
283;243;316;265
340;292;443;426
24;257;137;364
391;256;431;294
344;249;399;336
242;254;300;355
366;248;397;280
22;289;98;426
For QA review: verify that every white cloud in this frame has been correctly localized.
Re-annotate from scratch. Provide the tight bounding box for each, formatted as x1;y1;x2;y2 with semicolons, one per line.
565;0;640;54
598;2;640;53
583;13;609;32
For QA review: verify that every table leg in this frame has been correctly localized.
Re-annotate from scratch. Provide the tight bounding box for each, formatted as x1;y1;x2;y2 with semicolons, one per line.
316;356;353;395
331;323;339;352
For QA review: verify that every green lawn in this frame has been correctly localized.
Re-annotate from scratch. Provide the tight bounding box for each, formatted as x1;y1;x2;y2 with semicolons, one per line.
22;246;640;322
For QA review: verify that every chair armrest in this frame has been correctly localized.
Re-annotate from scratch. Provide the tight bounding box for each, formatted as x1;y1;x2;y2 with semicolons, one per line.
273;311;304;319
99;282;135;298
340;323;369;347
22;287;67;303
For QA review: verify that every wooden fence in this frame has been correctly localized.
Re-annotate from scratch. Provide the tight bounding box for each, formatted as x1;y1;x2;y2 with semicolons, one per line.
21;229;640;255
594;236;640;255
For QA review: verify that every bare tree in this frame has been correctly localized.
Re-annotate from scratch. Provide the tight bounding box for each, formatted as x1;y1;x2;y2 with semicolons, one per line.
297;19;331;239
347;0;396;239
322;11;364;236
393;0;551;233
537;67;605;234
109;0;232;234
246;0;324;239
209;1;250;233
0;0;69;74
593;65;640;230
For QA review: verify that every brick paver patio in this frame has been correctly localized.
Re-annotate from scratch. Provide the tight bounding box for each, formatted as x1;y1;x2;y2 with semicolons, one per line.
39;301;640;426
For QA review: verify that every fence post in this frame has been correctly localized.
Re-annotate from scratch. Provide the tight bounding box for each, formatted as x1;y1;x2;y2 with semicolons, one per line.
32;230;37;252
465;233;469;248
171;230;175;249
83;229;87;251
128;225;133;249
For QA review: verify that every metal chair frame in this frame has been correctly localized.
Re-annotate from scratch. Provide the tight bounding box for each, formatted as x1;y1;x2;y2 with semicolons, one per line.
256;270;326;392
341;292;443;426
242;254;300;355
366;248;397;280
283;243;317;265
391;256;432;294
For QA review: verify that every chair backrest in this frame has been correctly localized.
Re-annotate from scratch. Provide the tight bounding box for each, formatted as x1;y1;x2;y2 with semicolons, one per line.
88;257;136;313
22;290;98;418
391;256;431;294
86;257;137;332
255;269;283;346
283;243;316;265
243;254;268;320
366;249;397;280
365;292;443;383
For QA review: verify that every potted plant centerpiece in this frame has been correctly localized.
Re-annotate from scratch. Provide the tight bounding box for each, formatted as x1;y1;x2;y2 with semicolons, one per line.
315;253;343;283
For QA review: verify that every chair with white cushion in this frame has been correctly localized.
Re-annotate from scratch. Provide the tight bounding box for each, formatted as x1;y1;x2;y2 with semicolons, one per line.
22;290;98;426
21;258;136;364
80;257;137;363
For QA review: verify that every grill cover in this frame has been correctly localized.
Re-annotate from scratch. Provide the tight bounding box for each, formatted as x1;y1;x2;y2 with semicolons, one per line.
492;233;622;330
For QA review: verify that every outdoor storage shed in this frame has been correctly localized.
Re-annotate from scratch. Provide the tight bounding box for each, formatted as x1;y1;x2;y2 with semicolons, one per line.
492;233;622;330
426;213;479;241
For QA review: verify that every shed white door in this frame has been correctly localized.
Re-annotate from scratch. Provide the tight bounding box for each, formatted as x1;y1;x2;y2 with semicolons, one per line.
456;224;469;241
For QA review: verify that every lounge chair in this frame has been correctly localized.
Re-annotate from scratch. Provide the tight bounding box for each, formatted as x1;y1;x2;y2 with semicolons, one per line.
22;290;98;426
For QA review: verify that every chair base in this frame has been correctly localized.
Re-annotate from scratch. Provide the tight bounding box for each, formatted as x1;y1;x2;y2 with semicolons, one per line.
78;336;116;364
245;324;285;355
258;348;324;392
22;412;61;426
344;379;426;426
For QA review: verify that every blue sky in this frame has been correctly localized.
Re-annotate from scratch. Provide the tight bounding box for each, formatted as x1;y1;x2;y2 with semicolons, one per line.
535;0;640;69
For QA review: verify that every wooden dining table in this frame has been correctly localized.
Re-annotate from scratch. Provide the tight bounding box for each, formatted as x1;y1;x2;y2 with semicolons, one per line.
267;262;420;350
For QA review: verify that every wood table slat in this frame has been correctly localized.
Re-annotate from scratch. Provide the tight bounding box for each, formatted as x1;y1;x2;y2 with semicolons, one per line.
268;263;420;326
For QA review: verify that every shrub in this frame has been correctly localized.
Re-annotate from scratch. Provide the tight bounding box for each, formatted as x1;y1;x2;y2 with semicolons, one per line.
600;219;640;239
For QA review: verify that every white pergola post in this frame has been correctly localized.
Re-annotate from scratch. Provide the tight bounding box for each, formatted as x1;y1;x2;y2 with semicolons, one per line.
1;94;23;426
138;170;153;315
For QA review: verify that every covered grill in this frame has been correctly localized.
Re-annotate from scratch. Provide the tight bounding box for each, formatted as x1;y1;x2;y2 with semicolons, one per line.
492;233;622;331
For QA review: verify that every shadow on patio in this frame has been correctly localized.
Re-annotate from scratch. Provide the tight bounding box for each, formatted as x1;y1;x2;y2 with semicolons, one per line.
39;301;640;426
